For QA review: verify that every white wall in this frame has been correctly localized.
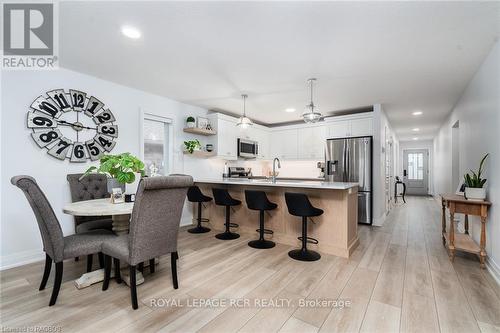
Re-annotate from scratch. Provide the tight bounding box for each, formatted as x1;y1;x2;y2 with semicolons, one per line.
0;68;220;270
433;41;500;280
373;104;399;225
399;140;434;195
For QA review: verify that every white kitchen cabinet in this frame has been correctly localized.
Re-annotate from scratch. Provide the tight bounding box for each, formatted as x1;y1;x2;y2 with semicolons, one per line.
214;118;238;160
254;128;270;159
297;126;326;160
270;129;298;160
350;117;373;137
326;120;351;138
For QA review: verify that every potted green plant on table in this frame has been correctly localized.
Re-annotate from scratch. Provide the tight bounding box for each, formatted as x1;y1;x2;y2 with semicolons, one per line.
186;116;196;128
463;153;489;201
82;153;145;194
184;139;202;154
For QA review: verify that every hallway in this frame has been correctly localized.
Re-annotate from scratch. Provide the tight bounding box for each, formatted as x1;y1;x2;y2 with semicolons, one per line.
1;197;499;332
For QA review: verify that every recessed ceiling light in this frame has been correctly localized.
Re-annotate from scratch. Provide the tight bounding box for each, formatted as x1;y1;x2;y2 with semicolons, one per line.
412;128;420;132
285;108;296;113
412;137;419;141
121;25;141;39
412;111;423;116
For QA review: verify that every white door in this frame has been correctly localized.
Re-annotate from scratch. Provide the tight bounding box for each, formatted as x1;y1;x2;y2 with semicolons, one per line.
326;120;350;138
297;126;326;160
403;149;429;195
216;119;237;159
270;129;298;160
350;118;373;137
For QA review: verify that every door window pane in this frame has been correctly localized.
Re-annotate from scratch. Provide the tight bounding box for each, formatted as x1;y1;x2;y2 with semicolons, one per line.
143;118;169;176
408;152;424;180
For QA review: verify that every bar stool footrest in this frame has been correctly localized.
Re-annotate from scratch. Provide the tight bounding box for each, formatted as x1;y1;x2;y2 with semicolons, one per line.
228;223;239;228
298;236;319;245
256;228;274;235
192;218;210;223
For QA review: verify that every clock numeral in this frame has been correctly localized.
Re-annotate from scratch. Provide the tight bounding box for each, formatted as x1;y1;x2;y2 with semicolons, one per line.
94;134;116;152
46;89;71;112
85;96;104;117
47;137;73;160
70;142;87;162
97;124;118;137
93;108;115;124
31;129;62;148
85;139;105;161
27;111;57;128
30;96;62;118
69;89;87;111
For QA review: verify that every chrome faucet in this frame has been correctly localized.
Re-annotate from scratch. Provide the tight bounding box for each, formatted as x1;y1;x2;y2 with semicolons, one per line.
272;157;281;183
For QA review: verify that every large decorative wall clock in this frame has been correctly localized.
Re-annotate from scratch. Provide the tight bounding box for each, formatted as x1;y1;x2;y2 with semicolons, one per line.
27;89;118;162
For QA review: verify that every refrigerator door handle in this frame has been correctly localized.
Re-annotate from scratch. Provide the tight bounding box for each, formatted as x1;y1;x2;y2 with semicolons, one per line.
342;140;348;182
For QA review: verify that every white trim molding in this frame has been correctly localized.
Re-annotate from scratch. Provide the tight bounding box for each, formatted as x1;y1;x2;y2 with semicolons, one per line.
486;257;500;287
0;249;44;271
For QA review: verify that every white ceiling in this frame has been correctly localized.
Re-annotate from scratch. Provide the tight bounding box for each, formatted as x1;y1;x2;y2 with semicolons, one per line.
59;1;500;141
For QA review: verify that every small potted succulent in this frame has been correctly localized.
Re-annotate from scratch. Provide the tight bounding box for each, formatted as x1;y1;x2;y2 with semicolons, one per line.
184;139;202;154
82;153;145;193
186;116;196;128
463;153;489;201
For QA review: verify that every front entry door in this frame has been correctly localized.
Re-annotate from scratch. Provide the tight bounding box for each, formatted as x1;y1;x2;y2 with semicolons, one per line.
403;149;429;195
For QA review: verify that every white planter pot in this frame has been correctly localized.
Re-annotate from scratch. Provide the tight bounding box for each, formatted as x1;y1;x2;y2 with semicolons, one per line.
465;187;486;201
186;122;195;128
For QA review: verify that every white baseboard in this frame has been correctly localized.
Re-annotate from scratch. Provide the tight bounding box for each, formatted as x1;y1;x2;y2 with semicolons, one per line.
486;257;500;287
0;249;45;271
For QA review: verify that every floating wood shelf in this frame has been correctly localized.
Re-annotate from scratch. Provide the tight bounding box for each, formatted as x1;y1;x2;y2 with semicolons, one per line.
183;150;216;158
183;127;217;136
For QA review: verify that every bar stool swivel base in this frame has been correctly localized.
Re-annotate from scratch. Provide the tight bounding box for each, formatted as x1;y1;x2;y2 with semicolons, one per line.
188;225;211;234
215;231;240;240
248;239;275;249
288;249;321;261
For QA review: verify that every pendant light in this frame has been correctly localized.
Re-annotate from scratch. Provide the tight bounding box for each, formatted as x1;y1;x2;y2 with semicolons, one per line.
236;94;253;128
302;78;322;123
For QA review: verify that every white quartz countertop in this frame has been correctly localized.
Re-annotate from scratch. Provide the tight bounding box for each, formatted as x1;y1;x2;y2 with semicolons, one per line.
194;178;358;190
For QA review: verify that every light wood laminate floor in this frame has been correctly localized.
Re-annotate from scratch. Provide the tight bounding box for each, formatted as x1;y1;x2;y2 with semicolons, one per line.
1;197;500;332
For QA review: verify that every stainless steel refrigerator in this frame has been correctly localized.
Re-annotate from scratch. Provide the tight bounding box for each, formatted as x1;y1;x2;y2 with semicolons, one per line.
326;136;373;225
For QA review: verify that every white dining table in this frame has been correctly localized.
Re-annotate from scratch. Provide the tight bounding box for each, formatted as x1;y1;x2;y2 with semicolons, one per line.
62;198;145;288
63;198;134;235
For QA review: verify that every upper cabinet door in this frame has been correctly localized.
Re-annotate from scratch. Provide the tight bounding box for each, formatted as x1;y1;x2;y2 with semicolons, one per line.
270;129;298;160
298;126;326;160
216;118;237;159
327;120;350;138
254;128;270;159
350;117;373;137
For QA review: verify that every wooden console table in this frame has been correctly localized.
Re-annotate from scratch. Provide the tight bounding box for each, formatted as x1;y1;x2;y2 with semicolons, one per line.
441;194;491;268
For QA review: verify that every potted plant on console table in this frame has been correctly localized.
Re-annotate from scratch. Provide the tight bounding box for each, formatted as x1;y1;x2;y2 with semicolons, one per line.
82;153;145;194
463;153;489;201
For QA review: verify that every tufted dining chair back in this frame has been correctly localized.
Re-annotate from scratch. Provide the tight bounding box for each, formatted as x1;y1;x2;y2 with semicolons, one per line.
67;173;110;226
128;175;193;266
11;176;65;262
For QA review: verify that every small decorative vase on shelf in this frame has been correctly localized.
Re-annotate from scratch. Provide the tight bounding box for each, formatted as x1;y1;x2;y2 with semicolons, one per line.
186;116;196;128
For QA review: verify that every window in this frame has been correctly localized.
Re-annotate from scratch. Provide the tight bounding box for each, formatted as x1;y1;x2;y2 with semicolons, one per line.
407;152;424;180
141;113;172;176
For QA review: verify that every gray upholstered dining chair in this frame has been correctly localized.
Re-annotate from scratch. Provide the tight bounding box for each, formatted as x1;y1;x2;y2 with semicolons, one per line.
67;173;113;270
11;175;118;306
102;175;193;309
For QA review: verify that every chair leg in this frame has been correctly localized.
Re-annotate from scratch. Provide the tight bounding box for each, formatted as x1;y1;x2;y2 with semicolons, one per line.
98;252;104;269
113;258;122;283
86;254;93;272
49;262;63;306
39;254;52;291
171;252;178;289
102;255;112;291
138;262;144;273
129;265;138;309
149;259;155;274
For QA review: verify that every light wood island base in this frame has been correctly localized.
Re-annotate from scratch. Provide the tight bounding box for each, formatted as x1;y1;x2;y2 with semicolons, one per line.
195;182;359;258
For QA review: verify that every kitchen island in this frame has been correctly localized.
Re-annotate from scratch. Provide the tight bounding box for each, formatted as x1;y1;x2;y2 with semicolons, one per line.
194;178;359;258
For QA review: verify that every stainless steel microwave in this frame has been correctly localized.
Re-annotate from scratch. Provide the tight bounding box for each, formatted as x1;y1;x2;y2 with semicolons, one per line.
237;138;259;158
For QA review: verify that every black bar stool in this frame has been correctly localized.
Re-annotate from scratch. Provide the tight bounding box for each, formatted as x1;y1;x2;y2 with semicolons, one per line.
186;186;212;233
284;192;323;261
212;188;241;240
245;190;277;249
